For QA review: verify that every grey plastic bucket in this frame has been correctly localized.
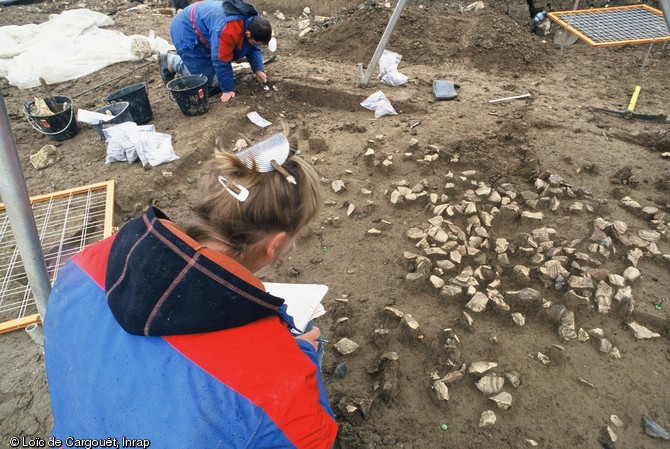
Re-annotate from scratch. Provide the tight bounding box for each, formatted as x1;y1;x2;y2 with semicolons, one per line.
103;82;152;124
167;75;209;116
24;96;78;142
92;102;133;141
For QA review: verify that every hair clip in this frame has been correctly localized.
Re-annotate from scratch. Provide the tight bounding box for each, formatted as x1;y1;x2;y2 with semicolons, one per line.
270;160;297;184
235;133;296;184
218;175;249;202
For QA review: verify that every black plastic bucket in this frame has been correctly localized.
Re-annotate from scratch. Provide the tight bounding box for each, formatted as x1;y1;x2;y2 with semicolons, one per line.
103;82;152;124
24;96;78;142
92;102;134;141
167;75;209;116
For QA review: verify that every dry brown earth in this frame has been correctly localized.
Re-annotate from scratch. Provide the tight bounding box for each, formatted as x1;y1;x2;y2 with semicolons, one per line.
1;0;669;448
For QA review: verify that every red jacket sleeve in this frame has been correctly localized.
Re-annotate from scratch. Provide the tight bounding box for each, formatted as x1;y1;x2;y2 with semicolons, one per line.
218;19;245;62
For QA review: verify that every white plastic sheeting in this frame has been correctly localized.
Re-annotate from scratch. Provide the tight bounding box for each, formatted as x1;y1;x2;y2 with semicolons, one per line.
0;8;173;89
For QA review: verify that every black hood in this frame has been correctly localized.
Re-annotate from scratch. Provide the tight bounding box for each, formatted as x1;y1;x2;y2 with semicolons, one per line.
105;207;284;336
222;0;258;17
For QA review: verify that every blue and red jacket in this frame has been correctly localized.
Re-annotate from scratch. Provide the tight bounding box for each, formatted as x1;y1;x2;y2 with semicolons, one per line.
170;0;265;92
44;207;338;448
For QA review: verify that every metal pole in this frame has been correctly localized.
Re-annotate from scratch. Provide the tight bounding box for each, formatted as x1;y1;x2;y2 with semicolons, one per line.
0;86;51;334
659;0;670;35
359;0;408;87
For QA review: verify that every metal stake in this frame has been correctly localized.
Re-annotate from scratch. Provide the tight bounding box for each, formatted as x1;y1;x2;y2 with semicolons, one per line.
0;86;51;341
358;0;408;87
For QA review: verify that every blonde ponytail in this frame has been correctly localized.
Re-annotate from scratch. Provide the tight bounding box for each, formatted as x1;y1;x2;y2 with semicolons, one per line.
185;147;321;258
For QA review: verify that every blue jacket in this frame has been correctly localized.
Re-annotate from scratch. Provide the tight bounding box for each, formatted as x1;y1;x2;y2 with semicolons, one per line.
44;207;338;448
170;0;265;92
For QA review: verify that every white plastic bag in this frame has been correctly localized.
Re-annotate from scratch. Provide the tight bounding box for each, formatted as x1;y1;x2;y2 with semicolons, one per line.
361;91;397;118
378;49;408;87
103;122;137;163
125;124;156;163
136;132;179;167
103;122;177;167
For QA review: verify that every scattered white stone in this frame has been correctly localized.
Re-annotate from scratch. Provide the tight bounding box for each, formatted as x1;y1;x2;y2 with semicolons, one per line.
332;179;345;193
406;228;427;239
524;439;538;447
334;338;359;355
569;202;584;213
589;328;605;338
466;292;489;313
367;228;382;235
505;371;521;388
569;275;594;290
440;285;463;297
433;380;450;401
298;26;313;37
610;415;624;428
479;410;497;427
467;361;498;374
529;352;550;365
429;275;445;289
599;338;613;353
476;186;492;196
521;211;544;220
638;229;661;242
610;347;621;359
463;311;474;326
30;144;61;170
595;281;613;314
623;266;641;282
512;312;526;326
607;426;617;442
628;322;660;339
476;374;505;395
514;265;531;283
608;274;626;287
495;238;509;254
577;328;590;342
403;314;420;330
441;371;464;384
489;391;513;410
384;307;404;319
621;196;641;210
628;248;643;267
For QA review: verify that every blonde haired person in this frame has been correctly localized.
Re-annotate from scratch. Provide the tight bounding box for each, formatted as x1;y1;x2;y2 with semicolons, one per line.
44;140;338;448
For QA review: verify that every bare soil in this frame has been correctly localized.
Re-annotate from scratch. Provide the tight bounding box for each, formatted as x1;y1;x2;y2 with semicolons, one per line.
1;0;669;448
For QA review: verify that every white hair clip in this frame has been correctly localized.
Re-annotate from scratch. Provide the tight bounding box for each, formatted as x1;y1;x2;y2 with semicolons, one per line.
218;175;249;202
236;133;296;184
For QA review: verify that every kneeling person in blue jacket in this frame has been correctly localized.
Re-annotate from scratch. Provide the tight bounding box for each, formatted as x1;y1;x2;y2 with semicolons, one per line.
161;0;271;102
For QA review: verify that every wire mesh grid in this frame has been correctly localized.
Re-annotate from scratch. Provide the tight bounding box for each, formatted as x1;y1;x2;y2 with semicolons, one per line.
0;181;114;331
549;5;670;47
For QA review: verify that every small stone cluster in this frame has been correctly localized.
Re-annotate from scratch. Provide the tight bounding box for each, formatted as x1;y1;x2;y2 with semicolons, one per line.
384;152;668;429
